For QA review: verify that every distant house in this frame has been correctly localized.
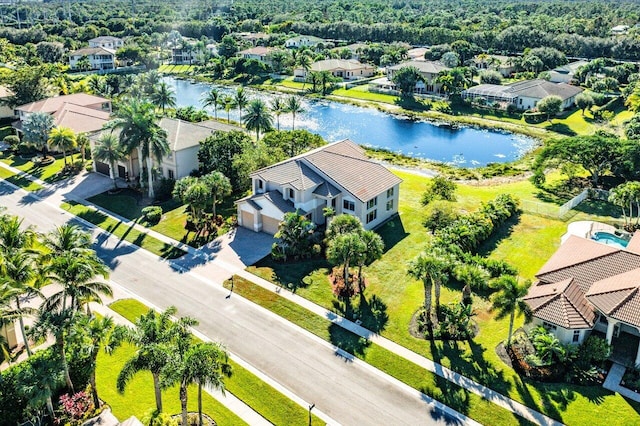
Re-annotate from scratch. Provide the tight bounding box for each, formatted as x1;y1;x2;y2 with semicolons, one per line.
524;233;640;366
294;59;376;81
237;46;279;65
237;32;270;46
369;60;450;96
336;43;368;60
548;60;590;83
611;25;630;35
471;55;517;78
68;47;117;71
88;36;124;50
0;85;16;119
171;41;199;64
236;139;402;235
407;47;428;61
14;93;112;135
92;118;241;182
285;35;328;49
461;79;583;110
206;43;218;56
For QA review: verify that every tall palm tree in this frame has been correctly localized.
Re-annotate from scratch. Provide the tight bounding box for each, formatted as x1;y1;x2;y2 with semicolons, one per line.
41;224;93;260
490;275;531;347
286;96;305;131
296;51;312;88
270;97;286;131
201;88;220;119
105;100;169;198
233;87;248;123
202;171;232;217
223;95;234;123
243;99;273;141
407;252;447;326
76;132;90;165
117;306;177;413
48;127;77;167
93;133;127;191
0;214;36;255
150;81;176;113
71;315;125;408
166;315;198;426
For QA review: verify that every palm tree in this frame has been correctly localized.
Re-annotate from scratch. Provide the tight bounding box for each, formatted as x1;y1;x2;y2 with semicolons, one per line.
71;315;125;408
286;96;305;131
296;51;312;88
22;112;55;159
270;97;286;131
42;224;93;260
407;252;447;326
18;351;64;419
201;88;220;119
48;127;77;167
233;87;248;123
151;81;176;113
243;99;273;141
0;214;36;255
117;307;177;413
355;230;384;294
223;96;234;123
326;233;366;295
166;315;198;426
76;132;90;165
105;100;169;198
490;275;531;347
202;171;232;217
93;133;127;191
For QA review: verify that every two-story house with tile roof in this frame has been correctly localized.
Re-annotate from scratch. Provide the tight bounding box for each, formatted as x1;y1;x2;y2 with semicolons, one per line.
235;139;402;235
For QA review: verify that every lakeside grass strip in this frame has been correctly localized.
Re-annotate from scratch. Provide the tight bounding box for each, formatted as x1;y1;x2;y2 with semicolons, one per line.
0;167;44;191
110;299;324;426
60;201;186;260
224;275;533;426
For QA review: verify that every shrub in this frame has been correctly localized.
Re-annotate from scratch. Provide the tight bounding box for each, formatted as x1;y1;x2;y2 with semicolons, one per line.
17;142;35;155
3;134;20;149
423;201;459;232
57;391;94;425
155;177;176;201
141;206;163;224
575;335;611;369
453;263;491;291
420;176;457;205
505;103;518;115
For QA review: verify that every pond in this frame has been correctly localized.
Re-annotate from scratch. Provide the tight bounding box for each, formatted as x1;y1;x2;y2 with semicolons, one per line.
165;77;537;168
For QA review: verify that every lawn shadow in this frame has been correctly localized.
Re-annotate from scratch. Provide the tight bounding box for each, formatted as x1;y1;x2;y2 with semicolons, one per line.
545;122;577;136
376;215;409;253
331;293;389;334
573;199;621;219
476;214;521;256
514;377;563;425
424;377;470;424
252;256;330;292
328;322;370;359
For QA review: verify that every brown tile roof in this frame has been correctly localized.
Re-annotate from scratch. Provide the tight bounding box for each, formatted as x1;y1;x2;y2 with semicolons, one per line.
536;235;619;276
524;278;595;329
52;103;110;134
626;231;640;255
69;47;116;57
586;268;640;328
251;139;402;202
159;118;241;152
16;94;111;114
310;59;374;72
388;60;449;75
238;46;277;56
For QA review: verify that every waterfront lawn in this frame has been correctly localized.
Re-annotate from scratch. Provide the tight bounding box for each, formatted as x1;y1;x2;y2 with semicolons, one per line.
247;169;634;424
159;64;195;74
60;201;186;259
109;298;324;426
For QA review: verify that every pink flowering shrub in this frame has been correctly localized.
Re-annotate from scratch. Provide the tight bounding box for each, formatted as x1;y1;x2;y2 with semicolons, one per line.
56;391;94;425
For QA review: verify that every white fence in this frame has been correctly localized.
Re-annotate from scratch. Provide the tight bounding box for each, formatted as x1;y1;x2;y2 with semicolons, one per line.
558;188;610;218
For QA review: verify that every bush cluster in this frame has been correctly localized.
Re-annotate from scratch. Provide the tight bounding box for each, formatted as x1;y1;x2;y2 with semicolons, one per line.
141;206;163;224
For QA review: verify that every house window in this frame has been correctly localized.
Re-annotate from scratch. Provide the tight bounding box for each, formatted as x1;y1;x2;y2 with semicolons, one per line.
331;198;337;208
519;98;522;105
366;197;377;210
366;209;377;224
343;200;355;211
386;200;393;211
288;188;294;199
167;169;174;180
386;188;394;198
572;330;580;343
542;321;557;331
257;180;263;190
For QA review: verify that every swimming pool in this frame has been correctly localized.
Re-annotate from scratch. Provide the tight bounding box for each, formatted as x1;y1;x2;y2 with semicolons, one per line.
591;232;629;249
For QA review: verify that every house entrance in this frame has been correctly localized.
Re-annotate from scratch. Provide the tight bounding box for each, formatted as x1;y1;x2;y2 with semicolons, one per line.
610;331;640;366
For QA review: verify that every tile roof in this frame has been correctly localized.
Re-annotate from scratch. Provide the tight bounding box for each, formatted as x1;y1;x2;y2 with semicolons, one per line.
16;93;111;114
251;139;402;202
626;231;640;255
159;118;241;152
388;60;449;75
585;268;640;328
238;46;277;56
310;59;374;72
237;191;299;214
313;181;340;197
69;47;116;57
89;36;123;43
552;60;589;75
52;103;110;134
0;85;12;99
504;79;583;100
524;278;595;329
536;235;619;275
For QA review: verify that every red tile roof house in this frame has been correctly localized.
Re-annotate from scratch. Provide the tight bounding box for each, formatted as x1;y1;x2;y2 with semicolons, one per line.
524;232;640;366
235;139;402;235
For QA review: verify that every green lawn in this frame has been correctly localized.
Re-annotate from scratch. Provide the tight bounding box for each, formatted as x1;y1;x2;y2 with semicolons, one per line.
246;169;639;425
87;190;238;247
60;201;186;259
0;166;44;191
109;299;324;426
0;152;84;184
158;64;196;74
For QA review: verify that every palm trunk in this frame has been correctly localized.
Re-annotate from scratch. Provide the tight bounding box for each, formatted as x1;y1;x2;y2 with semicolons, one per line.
152;372;163;412
16;298;32;357
90;368;100;408
292;113;296;131
109;162;117;191
137;154;145;190
180;382;188;426
146;156;155;198
357;264;364;294
214;107;217;119
343;259;350;293
434;279;441;314
198;384;203;426
45;392;54;419
61;339;74;392
423;280;433;325
62;149;67;166
507;310;515;347
276;116;280;131
212;193;217;217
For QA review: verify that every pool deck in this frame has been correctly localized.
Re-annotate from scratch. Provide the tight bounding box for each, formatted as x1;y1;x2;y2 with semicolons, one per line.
561;221;620;244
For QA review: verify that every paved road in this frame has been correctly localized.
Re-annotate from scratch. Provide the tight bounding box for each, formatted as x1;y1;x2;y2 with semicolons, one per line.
0;181;472;426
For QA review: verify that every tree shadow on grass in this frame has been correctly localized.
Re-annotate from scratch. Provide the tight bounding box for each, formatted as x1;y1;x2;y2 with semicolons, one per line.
252;257;330;292
545;123;577;136
476;214;520;257
424;376;469;425
331;293;389;334
573;199;621;219
375;215;409;254
328;323;369;358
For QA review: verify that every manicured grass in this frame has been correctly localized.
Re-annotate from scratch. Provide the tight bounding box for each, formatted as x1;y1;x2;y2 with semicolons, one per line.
0;167;44;191
87;190;238;247
60;201;186;259
109;299;324;426
331;85;399;104
158;64;196;74
246;169;639;425
0;152;83;184
97;342;246;425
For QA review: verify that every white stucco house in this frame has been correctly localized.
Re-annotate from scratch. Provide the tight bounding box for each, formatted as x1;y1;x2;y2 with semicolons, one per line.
69;47;117;71
369;60;450;96
548;60;590;84
524;232;640;366
89;36;124;50
285;35;328;49
236;139;402;235
0;85;16;119
293;59;376;81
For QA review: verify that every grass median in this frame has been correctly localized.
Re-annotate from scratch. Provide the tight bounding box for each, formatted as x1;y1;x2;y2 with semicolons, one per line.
110;298;324;426
60;201;186;259
0;167;44;191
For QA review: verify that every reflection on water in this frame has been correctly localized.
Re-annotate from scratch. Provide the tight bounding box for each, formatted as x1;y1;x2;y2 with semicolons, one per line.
165;78;537;168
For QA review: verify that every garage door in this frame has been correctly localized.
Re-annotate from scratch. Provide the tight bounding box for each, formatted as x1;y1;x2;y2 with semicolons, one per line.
262;216;281;235
241;211;254;231
95;161;110;176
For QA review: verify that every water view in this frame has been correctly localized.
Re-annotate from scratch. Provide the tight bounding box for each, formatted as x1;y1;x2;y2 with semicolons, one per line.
165;77;536;168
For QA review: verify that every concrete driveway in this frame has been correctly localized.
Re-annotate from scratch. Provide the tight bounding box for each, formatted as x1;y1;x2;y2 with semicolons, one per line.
34;170;115;202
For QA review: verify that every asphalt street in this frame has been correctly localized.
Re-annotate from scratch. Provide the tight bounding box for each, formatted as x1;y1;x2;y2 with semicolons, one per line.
0;181;472;426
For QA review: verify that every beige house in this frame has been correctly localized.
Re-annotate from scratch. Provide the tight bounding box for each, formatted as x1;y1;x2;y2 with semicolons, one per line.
524;233;640;366
285;35;327;49
89;36;124;50
548;60;590;84
472;55;517;78
236;139;402;235
237;46;279;65
370;60;450;96
294;59;376;81
69;47;117;71
0;85;16;119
